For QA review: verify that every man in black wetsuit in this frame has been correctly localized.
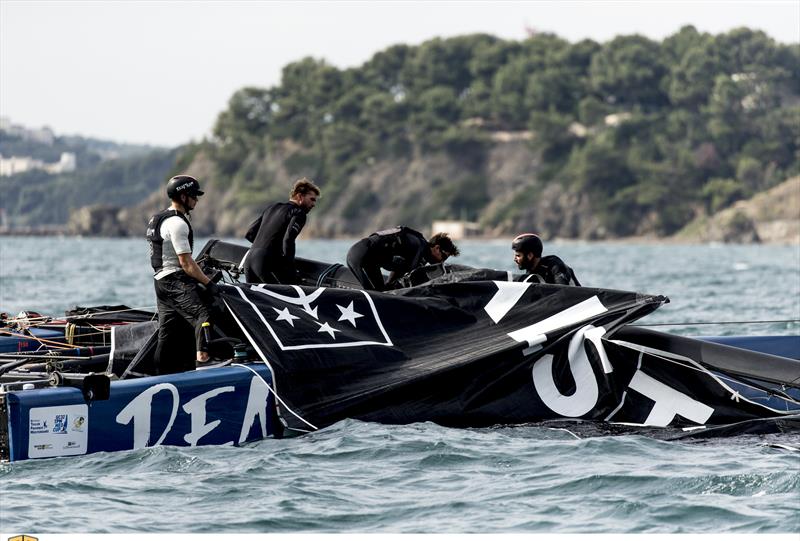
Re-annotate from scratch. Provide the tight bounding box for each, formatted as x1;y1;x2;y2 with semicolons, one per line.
512;233;581;285
346;227;460;291
244;178;320;284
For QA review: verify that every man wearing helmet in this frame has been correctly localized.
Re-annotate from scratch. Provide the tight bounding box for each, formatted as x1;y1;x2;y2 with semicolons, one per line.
244;178;321;284
512;233;580;286
346;227;460;291
146;175;216;373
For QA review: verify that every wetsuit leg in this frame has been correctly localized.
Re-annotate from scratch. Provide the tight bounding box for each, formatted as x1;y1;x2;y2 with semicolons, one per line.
154;274;211;374
154;283;195;374
244;247;266;283
244;247;281;284
346;239;385;291
244;265;262;283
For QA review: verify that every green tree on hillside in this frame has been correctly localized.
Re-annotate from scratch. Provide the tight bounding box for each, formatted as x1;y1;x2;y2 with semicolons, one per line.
204;27;799;238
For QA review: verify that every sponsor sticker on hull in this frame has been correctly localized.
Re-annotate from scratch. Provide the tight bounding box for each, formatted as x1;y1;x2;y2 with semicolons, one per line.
28;405;89;458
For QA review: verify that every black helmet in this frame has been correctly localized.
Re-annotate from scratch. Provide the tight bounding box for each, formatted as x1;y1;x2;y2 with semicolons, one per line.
511;233;542;257
166;175;204;200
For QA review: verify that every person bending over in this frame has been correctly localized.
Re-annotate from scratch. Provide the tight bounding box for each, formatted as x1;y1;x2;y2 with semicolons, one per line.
347;227;459;291
244;178;320;284
512;233;580;285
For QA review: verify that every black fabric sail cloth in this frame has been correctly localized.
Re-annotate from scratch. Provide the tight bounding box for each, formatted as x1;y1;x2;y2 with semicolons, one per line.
219;281;800;434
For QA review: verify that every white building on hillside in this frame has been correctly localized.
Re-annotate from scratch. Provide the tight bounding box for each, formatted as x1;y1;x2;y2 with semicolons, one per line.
44;152;77;174
431;220;484;239
0;152;77;176
0;117;55;145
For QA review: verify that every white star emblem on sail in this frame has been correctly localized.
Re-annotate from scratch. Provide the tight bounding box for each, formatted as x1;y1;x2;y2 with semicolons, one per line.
317;321;340;339
272;307;300;327
236;285;394;350
336;301;364;327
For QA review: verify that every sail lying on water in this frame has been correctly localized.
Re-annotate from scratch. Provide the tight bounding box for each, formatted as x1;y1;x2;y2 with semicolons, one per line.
220;280;800;434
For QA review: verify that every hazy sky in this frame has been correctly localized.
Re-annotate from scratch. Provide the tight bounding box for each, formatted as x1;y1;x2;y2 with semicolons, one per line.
2;1;798;147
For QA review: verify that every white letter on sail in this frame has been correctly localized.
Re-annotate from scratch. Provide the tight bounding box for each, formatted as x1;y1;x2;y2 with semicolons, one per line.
532;325;605;417
628;371;714;426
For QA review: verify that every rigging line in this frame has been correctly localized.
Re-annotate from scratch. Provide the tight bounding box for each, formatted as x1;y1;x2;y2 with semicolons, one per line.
61;305;157;321
230;363;315;434
612;340;800;407
1;316;51;325
53;325;115;338
0;329;73;349
3;305;158;327
631;318;800;327
87;322;113;331
223;295;318;431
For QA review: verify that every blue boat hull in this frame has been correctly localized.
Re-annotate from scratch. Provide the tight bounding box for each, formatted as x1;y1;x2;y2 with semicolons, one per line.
0;327;65;353
700;335;800;360
3;363;277;461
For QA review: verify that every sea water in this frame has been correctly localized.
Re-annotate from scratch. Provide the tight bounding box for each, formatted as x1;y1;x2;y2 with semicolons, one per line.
0;237;798;533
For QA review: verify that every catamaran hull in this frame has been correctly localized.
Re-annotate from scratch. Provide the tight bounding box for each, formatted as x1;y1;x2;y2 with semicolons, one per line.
2;332;798;462
1;364;277;462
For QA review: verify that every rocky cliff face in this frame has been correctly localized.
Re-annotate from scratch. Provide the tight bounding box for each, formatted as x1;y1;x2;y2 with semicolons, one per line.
67;139;799;245
675;177;800;244
115;152;225;237
68;205;127;236
104;139;611;240
295;138;618;239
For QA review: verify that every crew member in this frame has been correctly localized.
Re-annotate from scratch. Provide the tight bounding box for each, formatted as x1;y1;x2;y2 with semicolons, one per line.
346;227;460;291
146;175;217;374
512;233;580;285
244;178;320;284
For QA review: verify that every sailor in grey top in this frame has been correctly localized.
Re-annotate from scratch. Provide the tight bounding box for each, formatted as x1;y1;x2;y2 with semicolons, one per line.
154;214;193;280
146;175;217;373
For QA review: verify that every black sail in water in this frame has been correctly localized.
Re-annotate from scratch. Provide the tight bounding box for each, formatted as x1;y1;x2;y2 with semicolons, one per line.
219;281;800;434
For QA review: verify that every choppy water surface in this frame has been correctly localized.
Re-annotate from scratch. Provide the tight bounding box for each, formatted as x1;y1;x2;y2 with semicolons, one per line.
1;237;799;533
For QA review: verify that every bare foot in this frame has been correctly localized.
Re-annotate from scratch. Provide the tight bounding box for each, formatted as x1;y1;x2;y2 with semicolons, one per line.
197;351;210;363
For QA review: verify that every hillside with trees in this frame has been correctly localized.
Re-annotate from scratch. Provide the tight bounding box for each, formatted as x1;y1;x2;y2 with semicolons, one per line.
5;26;799;240
198;25;799;239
